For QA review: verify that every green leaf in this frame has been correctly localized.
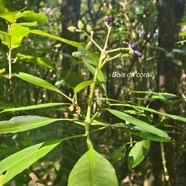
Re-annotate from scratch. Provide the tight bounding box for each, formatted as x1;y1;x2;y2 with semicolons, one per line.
10;24;30;49
130;91;177;100
126;105;186;123
68;146;118;186
0;134;85;185
112;123;169;142
97;97;186;123
18;21;38;27
0;140;61;185
80;49;106;92
16;53;54;70
0;103;68;114
177;36;186;44
0;24;30;49
74;80;93;94
128;140;150;170
0;31;10;47
0;10;47;25
0;11;18;23
29;29;83;48
57;71;82;89
0;0;7;13
17;10;47;25
0;115;60;133
107;109;170;141
15;72;62;94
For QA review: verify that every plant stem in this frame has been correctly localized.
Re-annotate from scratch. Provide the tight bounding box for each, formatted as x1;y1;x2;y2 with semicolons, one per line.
85;64;100;148
8;48;12;82
103;23;111;51
106;47;129;53
84;22;112;148
84;32;102;52
160;143;171;185
100;54;120;68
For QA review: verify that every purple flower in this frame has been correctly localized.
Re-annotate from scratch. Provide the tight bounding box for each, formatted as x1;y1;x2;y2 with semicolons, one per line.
133;50;142;58
105;17;111;25
130;42;138;50
129;42;142;58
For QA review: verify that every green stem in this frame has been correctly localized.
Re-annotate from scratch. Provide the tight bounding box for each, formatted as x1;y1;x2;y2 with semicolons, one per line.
85;64;100;148
84;32;102;52
8;48;12;81
84;22;112;148
100;54;120;68
106;47;129;53
103;23;111;51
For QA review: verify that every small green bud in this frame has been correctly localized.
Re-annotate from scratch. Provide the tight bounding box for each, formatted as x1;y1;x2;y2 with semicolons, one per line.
72;51;83;58
85;42;92;51
86;24;92;33
119;53;129;58
78;20;84;30
67;26;77;33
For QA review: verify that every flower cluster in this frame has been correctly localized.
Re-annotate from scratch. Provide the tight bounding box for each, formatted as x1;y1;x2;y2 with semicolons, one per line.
68;16;142;59
129;42;142;58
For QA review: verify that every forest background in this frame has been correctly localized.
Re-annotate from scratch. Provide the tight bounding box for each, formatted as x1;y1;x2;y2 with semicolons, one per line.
0;0;186;186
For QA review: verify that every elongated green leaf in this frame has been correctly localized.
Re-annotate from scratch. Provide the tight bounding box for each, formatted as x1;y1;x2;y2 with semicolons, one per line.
107;109;170;141
91;121;169;142
0;134;85;185
16;53;54;70
97;97;186;123
0;103;68;114
0;115;60;133
15;72;62;94
68;146;118;186
18;21;38;27
29;29;83;48
74;80;93;94
120;104;186;123
0;140;60;185
17;10;47;25
132;105;186;123
130;90;177;97
112;123;170;142
81;50;106;92
128;140;150;170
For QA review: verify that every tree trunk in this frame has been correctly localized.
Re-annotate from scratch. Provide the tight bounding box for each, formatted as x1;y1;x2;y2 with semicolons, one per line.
61;0;81;70
156;0;185;94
